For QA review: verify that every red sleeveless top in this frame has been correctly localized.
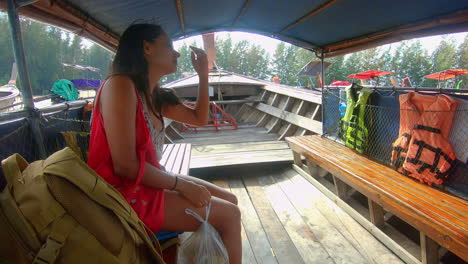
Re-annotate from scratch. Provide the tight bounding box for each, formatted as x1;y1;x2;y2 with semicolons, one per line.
88;80;165;232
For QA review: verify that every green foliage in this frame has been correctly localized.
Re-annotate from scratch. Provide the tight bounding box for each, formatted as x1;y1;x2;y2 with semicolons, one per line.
0;15;112;95
215;35;270;78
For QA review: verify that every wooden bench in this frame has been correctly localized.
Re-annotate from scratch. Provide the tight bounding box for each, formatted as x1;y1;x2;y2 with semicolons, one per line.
158;143;191;264
286;135;467;264
160;143;191;175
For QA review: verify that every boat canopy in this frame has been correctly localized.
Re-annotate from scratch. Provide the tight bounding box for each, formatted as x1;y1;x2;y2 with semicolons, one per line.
1;0;467;57
347;70;394;80
424;69;468;80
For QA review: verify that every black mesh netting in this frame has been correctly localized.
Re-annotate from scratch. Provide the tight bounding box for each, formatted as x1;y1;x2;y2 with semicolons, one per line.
323;88;468;200
0;107;91;163
41;109;91;161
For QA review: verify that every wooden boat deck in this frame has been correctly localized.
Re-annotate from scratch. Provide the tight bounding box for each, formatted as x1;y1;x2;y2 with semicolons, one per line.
192;164;404;264
175;125;295;169
175;124;279;146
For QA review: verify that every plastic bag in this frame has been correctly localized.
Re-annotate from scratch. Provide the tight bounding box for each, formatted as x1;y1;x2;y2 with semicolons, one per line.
178;203;229;264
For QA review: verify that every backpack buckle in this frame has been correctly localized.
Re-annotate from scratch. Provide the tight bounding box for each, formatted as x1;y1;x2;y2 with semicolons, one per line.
33;236;64;264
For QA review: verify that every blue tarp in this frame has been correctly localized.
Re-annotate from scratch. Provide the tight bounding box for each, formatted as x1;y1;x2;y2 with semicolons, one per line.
23;0;468;54
71;79;101;89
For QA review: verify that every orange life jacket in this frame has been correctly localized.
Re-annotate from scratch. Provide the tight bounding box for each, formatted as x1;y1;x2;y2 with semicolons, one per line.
391;92;458;185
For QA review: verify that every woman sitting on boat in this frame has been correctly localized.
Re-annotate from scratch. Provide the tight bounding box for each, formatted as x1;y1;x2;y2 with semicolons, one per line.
87;24;242;263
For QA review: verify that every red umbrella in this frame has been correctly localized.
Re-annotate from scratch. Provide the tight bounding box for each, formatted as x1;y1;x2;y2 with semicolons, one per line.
330;80;351;86
424;69;468;80
347;70;394;79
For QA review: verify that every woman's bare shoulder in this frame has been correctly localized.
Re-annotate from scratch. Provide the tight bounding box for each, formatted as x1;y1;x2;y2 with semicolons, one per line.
100;75;138;108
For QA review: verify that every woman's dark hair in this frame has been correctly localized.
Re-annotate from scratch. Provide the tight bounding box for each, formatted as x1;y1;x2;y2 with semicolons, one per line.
112;23;180;120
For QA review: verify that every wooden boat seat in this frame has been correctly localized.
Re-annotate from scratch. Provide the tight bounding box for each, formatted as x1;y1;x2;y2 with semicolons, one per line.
286;135;467;264
157;143;191;264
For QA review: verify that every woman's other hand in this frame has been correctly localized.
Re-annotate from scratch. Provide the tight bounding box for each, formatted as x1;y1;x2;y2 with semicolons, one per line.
190;46;208;76
176;178;211;208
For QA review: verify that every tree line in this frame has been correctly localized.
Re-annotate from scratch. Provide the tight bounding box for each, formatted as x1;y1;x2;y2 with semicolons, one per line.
0;15;113;95
0;14;466;95
166;35;467;88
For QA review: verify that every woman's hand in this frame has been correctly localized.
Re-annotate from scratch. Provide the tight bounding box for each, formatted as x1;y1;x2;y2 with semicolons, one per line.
176;177;211;208
190;46;208;77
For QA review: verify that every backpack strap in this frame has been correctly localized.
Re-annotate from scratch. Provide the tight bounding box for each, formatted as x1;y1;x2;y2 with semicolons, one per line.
1;153;29;186
33;215;77;264
43;148;165;262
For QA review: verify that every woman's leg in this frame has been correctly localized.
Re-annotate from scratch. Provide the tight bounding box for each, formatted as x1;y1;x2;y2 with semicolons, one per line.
162;190;242;264
179;174;238;205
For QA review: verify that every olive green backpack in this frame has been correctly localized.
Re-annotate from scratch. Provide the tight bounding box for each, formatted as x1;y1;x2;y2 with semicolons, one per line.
0;147;165;264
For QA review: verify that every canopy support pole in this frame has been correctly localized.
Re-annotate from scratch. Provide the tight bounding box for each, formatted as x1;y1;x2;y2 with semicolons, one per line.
315;49;326;136
7;0;47;159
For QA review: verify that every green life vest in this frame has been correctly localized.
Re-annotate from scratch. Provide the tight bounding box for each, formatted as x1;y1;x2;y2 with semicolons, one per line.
339;84;373;153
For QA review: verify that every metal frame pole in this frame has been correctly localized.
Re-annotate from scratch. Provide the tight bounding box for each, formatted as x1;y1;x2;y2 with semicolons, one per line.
7;0;47;159
320;49;325;136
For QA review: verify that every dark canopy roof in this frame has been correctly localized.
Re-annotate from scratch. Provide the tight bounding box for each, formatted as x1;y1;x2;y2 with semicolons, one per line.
3;0;468;57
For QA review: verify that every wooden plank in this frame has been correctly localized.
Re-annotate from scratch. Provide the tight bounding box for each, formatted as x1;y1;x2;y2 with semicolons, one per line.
258;173;333;263
179;126;280;145
267;97;291;133
211;178;257;264
369;199;386;228
239;104;257;123
333;176;348;199
191;141;289;156
190;148;294;169
228;178;278;263
259;90;269;102
234;103;248;120
180;144;191;175
165;143;181;173
164;134;174;144
242;175;303;264
265;117;280;132
166;123;184;140
182;126;269;139
278;123;297;140
305;159;318;177
292;152;302;167
253;103;322;134
170;143;186;174
255;113;270;127
267;119;283;134
247;109;264;124
274;168;372;264
294;166;421;260
295;128;307;136
420;233;439;264
278;100;307;140
181;134;280;146
257;93;278;128
160;143;175;167
311;104;322;120
291;164;418;264
277;121;289;136
262;85;322;104
265;95;282;131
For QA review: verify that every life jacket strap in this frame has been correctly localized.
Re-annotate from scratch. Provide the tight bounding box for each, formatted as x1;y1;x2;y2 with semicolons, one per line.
406;139;456;181
413;125;441;134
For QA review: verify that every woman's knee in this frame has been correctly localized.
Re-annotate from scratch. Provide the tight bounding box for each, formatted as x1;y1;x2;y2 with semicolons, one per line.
212;199;241;229
224;203;241;229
